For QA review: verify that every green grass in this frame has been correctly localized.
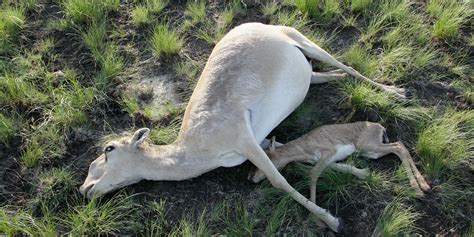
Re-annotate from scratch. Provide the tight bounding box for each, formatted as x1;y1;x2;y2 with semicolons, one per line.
185;0;206;24
0;205;56;236
427;0;472;39
0;113;15;145
294;0;321;18
149;122;180;145
342;44;377;77
143;200;167;236
261;1;279;16
150;23;184;57
21;125;66;168
61;193;140;235
63;0;120;23
131;5;150;25
0;73;48;108
0;4;25;53
81;20;107;59
28;168;75;212
349;0;373;12
338;80;430;124
145;0;169;13
373;199;419;236
213;201;256;236
121;93;140;115
51;69;94;127
416;110;474;179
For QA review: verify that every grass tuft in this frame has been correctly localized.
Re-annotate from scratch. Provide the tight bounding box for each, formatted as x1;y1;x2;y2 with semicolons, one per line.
150;23;184;57
0;4;26;53
29;168;75;212
427;0;472;39
185;0;206;24
416;110;474;179
131;5;150;25
63;0;120;23
0;113;15;145
373;199;419;236
61;192;140;235
0;206;56;236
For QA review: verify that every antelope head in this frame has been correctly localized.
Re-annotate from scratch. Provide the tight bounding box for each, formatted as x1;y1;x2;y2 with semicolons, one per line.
79;128;151;198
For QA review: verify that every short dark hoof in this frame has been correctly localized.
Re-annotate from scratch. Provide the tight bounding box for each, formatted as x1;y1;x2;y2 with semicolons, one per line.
336;217;345;234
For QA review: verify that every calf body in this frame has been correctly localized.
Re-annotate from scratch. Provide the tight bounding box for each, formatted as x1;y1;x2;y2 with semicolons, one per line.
249;121;430;206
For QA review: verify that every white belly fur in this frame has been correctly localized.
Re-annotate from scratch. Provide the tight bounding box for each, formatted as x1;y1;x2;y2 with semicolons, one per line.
249;49;312;143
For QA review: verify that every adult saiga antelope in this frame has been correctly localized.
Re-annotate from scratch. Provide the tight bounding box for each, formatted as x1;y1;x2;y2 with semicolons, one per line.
248;122;431;204
79;23;406;232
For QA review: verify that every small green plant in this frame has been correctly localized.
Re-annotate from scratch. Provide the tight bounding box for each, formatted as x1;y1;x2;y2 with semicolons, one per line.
131;5;150;25
52;69;94;127
416;110;474;179
29;168;75;212
373;199;419;237
0;5;25;53
145;0;169;13
81;20;107;59
121;93;140;115
168;212;210;237
350;0;373;12
94;45;124;89
0;113;15;144
427;0;472;39
213;201;255;236
63;0;104;23
342;44;377;77
144;200;168;236
149;122;180;145
21;124;66;168
185;0;206;24
63;0;120;23
61;192;140;235
150;23;184;57
21;138;43;168
0;206;56;236
294;0;320;18
261;1;279;16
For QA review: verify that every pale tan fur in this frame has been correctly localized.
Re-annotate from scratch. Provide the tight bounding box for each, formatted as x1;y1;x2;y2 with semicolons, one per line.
80;23;407;233
250;122;431;205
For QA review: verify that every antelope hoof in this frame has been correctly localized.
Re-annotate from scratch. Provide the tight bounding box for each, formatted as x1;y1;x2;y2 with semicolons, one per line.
358;168;370;179
336;217;345;233
247;169;265;183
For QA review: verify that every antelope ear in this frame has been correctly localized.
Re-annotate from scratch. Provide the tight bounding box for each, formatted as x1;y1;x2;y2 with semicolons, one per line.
269;136;276;152
130;128;150;148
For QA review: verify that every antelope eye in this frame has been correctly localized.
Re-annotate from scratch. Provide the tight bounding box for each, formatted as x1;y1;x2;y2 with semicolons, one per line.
105;145;115;153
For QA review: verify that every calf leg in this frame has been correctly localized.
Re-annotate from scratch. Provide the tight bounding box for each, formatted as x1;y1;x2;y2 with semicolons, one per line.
329;163;370;179
310;146;355;203
360;142;430;196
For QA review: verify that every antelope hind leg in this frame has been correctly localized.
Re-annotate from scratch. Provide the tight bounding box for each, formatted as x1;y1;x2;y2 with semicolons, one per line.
311;69;348;84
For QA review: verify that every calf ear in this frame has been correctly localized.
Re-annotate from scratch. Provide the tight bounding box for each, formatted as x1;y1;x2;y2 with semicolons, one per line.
130;128;150;148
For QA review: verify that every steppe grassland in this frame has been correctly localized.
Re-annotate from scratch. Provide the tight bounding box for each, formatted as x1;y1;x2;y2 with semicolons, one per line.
0;0;472;235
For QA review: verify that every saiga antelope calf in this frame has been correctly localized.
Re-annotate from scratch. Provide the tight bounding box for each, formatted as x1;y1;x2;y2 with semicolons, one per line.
80;23;407;232
249;121;431;206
